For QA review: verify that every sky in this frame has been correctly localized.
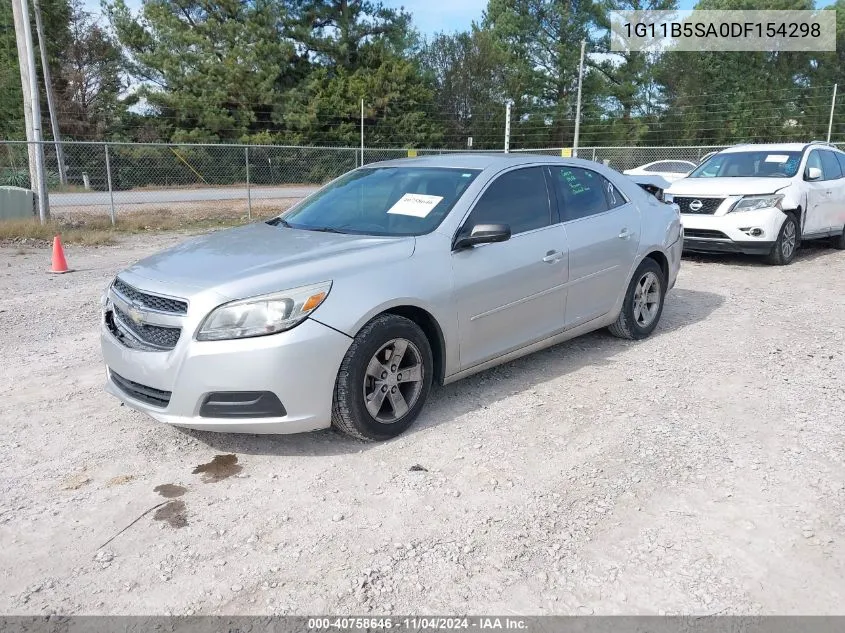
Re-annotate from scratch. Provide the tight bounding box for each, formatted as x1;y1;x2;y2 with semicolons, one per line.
86;0;836;37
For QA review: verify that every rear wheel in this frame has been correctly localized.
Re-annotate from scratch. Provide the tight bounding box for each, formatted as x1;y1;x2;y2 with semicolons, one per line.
609;258;666;341
766;213;799;265
332;314;433;441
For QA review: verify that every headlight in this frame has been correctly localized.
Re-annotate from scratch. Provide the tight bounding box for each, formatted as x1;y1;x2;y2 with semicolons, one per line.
197;281;332;341
730;194;783;213
663;193;674;203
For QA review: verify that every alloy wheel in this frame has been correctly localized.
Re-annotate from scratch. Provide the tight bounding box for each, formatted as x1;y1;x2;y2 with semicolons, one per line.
633;271;661;328
782;220;796;259
363;338;424;423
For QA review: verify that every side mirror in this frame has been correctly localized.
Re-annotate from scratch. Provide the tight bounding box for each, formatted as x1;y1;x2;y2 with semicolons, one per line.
806;166;823;181
453;223;511;250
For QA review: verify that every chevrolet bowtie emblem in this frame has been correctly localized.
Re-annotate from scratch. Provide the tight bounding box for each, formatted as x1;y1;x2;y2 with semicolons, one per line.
127;303;144;324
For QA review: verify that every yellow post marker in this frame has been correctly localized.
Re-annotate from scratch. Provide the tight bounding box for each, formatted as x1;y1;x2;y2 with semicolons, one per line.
407;149;418;158
561;148;573;158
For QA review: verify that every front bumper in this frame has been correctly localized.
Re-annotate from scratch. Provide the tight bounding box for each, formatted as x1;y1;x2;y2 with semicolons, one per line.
101;317;352;434
681;207;785;256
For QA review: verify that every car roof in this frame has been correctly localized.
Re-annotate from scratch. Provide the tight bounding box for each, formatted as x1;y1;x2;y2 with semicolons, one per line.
364;153;595;171
720;142;841;154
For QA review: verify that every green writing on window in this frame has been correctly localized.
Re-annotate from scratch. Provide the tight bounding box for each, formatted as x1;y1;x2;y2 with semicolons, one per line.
560;169;590;195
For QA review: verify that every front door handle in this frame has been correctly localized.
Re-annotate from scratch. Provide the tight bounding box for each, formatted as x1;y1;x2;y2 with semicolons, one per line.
619;228;631;240
543;250;563;263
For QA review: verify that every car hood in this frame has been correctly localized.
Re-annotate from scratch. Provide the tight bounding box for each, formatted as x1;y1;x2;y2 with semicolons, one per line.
666;177;790;197
121;223;415;300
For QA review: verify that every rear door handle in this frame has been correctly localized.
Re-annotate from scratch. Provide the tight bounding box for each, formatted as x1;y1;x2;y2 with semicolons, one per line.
618;228;631;240
543;250;563;263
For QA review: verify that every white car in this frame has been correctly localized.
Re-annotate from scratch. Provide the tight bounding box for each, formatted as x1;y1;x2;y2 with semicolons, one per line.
623;160;697;182
666;142;845;265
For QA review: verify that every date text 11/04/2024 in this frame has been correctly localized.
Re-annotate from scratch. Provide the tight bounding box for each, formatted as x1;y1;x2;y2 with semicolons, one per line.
302;617;528;630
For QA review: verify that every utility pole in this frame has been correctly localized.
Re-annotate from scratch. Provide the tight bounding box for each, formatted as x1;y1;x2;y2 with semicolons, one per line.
827;83;837;143
572;39;586;158
11;0;50;222
33;0;67;185
504;102;511;153
360;98;364;167
10;0;37;198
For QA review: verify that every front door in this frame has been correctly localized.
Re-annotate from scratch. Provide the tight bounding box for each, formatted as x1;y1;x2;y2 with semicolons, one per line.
803;150;832;235
451;167;569;370
547;165;641;328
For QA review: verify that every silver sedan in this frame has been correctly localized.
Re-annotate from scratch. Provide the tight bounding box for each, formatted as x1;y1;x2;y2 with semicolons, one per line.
100;154;683;440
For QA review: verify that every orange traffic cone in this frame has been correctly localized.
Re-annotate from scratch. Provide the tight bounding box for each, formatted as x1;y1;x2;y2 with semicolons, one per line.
49;235;72;274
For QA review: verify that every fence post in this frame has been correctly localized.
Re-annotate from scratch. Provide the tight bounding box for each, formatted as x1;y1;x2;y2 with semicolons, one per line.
827;83;838;143
104;143;116;226
245;146;252;220
591;148;596;162
504;102;511;153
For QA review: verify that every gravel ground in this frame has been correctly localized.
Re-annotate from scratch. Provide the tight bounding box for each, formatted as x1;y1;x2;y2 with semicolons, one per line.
0;232;843;616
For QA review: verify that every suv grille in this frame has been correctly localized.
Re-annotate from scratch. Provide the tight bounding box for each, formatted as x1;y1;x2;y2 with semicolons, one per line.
110;304;181;350
113;278;187;315
110;371;171;408
684;229;730;239
675;197;723;215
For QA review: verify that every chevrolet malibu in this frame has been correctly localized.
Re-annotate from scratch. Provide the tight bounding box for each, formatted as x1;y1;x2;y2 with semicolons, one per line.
101;155;682;441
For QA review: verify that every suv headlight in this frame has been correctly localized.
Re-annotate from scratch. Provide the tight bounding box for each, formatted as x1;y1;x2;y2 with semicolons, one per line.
197;281;332;341
730;194;783;213
663;193;674;203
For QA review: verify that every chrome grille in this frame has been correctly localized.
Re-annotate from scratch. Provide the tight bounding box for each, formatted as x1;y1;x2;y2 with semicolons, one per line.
675;197;724;215
113;278;187;314
110;304;181;350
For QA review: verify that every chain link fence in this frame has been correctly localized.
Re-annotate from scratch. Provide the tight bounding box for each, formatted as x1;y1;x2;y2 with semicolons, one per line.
2;140;843;220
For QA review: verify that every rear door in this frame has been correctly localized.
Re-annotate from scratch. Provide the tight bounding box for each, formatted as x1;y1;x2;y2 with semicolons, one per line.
548;165;641;329
834;152;845;232
451;167;569;370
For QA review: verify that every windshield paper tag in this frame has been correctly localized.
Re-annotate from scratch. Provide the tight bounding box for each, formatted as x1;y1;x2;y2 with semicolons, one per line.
387;193;444;218
764;154;789;163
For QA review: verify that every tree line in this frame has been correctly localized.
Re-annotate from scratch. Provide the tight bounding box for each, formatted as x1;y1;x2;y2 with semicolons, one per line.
1;0;844;150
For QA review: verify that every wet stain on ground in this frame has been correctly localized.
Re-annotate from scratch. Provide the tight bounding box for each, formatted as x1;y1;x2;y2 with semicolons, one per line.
192;454;242;483
154;484;187;498
153;500;188;528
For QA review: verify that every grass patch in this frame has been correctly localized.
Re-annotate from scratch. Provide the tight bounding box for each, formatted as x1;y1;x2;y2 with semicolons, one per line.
0;205;289;247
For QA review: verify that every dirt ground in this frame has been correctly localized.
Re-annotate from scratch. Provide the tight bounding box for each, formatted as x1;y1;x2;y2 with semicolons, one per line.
0;231;843;616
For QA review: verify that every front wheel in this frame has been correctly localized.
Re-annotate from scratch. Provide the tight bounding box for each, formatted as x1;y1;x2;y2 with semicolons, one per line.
608;258;666;340
766;213;799;265
332;314;433;441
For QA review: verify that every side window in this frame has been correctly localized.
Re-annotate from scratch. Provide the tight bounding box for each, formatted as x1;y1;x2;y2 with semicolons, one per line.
820;150;843;180
644;162;668;173
551;166;610;221
805;150;823;179
836;152;845;176
465;167;551;235
603;178;627;209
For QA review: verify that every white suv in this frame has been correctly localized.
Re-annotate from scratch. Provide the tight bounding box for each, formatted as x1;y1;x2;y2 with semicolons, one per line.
665;142;845;265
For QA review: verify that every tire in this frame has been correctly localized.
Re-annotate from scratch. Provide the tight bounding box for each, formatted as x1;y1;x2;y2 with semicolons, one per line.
331;314;433;441
831;225;845;250
608;258;667;341
766;212;799;265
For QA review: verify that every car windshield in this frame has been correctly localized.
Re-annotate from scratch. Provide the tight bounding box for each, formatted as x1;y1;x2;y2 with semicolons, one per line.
272;167;481;236
688;151;802;178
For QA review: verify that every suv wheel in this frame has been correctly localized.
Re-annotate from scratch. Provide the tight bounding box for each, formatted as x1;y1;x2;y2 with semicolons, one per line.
609;258;666;340
332;314;433;441
766;212;799;265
